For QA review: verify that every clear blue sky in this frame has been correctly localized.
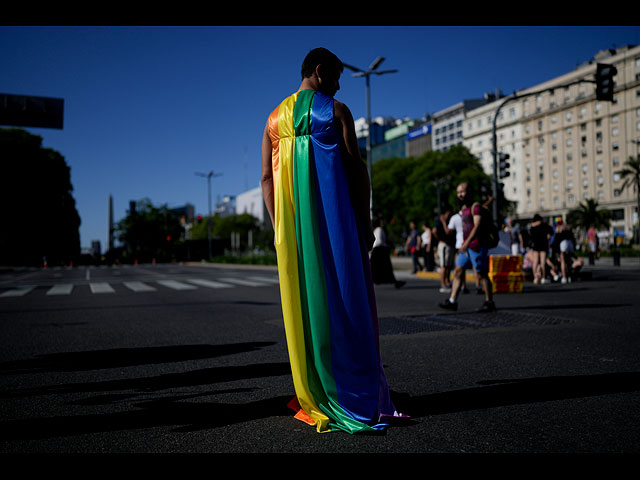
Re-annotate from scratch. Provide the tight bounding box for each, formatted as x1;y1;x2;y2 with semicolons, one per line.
2;26;639;251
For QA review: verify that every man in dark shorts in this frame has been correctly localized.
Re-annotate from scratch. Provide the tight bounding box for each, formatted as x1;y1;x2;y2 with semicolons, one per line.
439;182;496;313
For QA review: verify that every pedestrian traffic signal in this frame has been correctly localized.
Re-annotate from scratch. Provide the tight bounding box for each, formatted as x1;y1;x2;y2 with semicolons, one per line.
595;63;617;102
498;152;510;179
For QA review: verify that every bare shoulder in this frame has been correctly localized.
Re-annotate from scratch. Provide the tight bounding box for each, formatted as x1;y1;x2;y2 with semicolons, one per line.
333;99;352;121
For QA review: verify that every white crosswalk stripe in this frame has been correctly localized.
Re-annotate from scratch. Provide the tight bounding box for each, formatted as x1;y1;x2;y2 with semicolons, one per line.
218;277;273;287
47;284;74;295
186;279;234;289
90;282;115;294
247;276;280;284
1;273;281;298
0;285;36;297
156;280;197;290
123;281;157;292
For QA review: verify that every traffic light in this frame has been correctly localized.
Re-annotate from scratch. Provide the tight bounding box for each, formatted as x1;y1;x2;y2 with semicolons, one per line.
498;152;510;179
595;63;617;102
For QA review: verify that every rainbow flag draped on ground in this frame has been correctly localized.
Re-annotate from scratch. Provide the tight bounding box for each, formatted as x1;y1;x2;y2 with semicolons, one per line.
268;89;398;433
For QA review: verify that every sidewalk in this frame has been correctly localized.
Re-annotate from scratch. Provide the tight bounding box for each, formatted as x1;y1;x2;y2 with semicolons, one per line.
391;254;640;283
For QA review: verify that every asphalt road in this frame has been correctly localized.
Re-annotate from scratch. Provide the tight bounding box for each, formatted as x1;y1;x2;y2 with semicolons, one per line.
0;261;639;454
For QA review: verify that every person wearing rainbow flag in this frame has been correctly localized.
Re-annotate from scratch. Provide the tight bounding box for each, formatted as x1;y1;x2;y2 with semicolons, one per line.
260;48;406;434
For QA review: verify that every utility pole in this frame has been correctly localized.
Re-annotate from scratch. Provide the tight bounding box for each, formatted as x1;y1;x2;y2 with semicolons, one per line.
195;170;222;259
343;57;398;222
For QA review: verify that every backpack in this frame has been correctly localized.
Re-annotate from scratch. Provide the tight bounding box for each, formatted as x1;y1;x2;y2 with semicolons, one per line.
472;202;500;249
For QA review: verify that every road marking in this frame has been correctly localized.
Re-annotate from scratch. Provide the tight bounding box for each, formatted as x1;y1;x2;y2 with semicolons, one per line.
156;280;197;290
90;282;115;294
123;281;157;292
187;279;234;289
47;284;74;295
218;277;272;287
0;286;36;297
247;275;280;284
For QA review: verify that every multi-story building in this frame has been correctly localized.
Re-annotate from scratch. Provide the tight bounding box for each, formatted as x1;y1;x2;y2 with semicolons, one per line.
517;44;640;242
236;187;268;226
432;99;488;152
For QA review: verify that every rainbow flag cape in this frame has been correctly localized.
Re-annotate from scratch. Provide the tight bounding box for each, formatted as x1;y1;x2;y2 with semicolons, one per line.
268;89;398;433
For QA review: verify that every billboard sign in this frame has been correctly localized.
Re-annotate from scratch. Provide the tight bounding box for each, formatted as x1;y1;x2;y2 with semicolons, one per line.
0;94;64;129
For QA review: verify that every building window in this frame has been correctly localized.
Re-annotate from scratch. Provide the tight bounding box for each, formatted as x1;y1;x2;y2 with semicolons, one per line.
612;127;619;136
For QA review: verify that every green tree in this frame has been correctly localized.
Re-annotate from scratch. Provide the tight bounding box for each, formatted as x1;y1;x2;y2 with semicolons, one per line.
371;145;495;241
190;213;271;251
115;198;184;262
614;154;640;241
0;128;81;266
566;198;612;238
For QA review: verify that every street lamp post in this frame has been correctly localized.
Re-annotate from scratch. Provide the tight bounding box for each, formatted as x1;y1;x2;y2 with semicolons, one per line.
343;57;398;222
195;170;222;259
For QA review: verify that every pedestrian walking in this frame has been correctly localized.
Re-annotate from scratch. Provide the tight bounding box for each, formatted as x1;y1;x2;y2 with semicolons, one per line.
529;214;553;284
555;220;577;283
419;220;434;271
405;221;422;274
505;217;524;255
371;218;406;289
439;182;496;312
433;205;456;293
447;207;471;294
587;225;599;265
260;47;406;434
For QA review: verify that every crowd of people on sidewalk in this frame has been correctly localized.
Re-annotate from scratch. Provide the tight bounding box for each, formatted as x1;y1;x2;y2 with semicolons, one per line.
370;180;597;313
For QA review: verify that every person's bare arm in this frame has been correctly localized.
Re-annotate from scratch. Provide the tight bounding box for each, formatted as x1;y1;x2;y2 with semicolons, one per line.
260;120;275;229
334;100;375;250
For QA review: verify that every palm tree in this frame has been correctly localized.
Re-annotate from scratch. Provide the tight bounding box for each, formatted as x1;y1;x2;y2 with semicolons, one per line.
615;154;640;242
567;198;612;240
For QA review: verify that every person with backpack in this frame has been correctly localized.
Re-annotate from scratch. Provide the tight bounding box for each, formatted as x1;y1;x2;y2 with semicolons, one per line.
439;182;496;313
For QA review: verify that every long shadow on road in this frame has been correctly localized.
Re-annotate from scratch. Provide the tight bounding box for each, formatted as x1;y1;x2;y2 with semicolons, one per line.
392;371;640;418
